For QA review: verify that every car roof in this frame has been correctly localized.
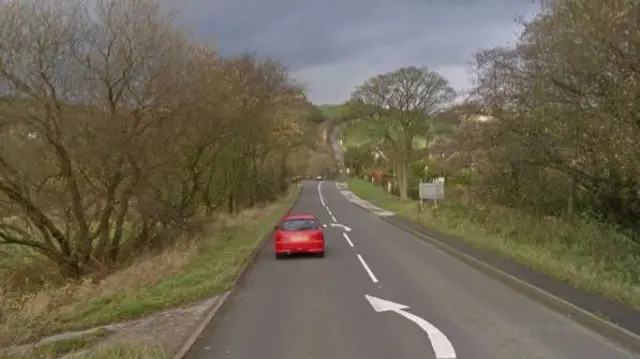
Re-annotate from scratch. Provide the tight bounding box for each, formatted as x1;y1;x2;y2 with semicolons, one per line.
282;213;316;221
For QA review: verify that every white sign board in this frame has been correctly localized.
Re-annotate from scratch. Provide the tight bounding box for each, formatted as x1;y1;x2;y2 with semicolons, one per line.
419;182;444;200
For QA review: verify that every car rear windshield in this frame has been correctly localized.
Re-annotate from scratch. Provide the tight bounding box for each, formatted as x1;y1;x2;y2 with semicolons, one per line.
280;218;318;231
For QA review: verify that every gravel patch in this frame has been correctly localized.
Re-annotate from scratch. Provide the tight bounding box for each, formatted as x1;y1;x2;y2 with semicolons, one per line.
3;295;221;358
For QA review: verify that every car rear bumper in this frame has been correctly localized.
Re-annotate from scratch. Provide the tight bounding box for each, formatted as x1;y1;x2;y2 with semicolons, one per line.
275;240;324;254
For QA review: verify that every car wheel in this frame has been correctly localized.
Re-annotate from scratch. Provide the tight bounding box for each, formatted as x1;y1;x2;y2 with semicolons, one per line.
317;251;325;258
275;253;284;260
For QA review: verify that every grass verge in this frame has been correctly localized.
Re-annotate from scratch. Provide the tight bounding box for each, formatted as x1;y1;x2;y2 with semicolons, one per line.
3;185;301;347
71;343;167;359
346;178;640;311
81;343;167;359
4;342;168;359
2;330;110;359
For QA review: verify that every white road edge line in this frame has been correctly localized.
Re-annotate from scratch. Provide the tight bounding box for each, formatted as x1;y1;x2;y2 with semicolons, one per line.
318;181;333;217
318;180;340;226
317;181;325;207
357;254;378;283
342;232;354;247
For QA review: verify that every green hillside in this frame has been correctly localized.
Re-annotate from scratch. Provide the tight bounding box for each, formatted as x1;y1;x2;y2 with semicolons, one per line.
317;104;347;119
341;117;457;150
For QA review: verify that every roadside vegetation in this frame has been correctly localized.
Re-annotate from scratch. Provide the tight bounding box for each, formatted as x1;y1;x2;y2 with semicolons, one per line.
340;0;640;310
3;189;300;348
2;342;167;359
0;0;335;355
317;104;347;120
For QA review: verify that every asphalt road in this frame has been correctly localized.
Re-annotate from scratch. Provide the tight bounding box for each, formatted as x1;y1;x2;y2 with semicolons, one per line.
187;180;639;359
330;124;345;167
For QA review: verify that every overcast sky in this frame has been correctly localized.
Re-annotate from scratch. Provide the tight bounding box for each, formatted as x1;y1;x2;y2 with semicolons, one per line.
171;0;539;105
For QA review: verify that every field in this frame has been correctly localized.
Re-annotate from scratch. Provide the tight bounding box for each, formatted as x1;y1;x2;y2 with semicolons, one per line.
2;185;301;353
341;121;376;148
346;178;640;311
317;104;346;119
340;118;454;149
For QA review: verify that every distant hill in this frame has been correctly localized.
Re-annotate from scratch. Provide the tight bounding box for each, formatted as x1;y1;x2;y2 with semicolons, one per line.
341;114;459;150
317;104;347;120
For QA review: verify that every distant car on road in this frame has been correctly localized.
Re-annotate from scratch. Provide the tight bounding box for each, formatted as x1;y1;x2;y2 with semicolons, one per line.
316;175;323;181
274;214;325;259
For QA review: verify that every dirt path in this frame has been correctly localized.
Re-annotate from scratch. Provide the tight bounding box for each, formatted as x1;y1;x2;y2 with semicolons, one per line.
3;294;222;358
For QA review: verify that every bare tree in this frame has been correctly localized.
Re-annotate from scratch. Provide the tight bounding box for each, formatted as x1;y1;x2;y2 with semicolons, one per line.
0;0;330;283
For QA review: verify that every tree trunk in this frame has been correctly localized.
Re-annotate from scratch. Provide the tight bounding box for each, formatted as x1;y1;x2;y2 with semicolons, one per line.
566;174;576;222
398;162;409;202
227;190;235;213
399;132;413;202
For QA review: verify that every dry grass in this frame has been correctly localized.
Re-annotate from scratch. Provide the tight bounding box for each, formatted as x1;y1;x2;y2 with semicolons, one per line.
71;343;167;359
347;178;640;311
0;329;110;359
0;185;301;348
75;343;167;359
1;342;167;359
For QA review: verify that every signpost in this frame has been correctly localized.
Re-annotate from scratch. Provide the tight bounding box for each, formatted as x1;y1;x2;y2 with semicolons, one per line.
419;180;444;208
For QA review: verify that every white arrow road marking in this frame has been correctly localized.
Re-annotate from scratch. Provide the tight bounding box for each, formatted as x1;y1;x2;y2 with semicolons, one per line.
365;295;456;359
329;223;351;232
342;232;354;247
357;254;378;283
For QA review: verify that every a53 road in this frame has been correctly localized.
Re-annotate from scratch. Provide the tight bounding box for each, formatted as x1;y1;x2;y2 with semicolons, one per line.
186;180;639;359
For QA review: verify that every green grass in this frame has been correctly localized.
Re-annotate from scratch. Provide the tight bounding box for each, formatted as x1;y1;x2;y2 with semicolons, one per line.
317;104;346;119
8;342;169;359
341;121;429;149
75;343;167;359
3;329;111;359
4;186;302;346
342;124;373;148
345;179;415;215
346;178;640;311
340;116;457;150
78;343;167;359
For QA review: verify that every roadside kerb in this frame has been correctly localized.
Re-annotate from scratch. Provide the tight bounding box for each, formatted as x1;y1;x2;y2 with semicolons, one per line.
378;214;640;354
341;184;640;354
380;217;640;353
172;185;303;359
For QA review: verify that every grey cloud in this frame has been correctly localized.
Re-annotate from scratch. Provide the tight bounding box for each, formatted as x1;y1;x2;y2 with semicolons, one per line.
171;0;538;103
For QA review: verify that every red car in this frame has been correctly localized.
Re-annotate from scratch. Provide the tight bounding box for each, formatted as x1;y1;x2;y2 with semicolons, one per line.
274;214;325;259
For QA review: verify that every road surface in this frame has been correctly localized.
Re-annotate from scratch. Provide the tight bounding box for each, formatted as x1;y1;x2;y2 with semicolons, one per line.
330;123;345;168
187;180;638;359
